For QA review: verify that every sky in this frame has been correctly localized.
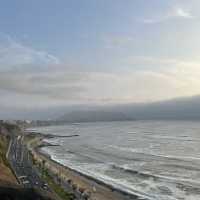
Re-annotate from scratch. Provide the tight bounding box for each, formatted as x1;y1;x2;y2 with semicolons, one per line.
1;0;200;119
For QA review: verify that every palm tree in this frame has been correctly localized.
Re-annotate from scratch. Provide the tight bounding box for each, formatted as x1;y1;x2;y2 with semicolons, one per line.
42;159;46;177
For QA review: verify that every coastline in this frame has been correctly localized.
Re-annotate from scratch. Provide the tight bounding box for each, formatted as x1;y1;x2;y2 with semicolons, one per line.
26;132;144;200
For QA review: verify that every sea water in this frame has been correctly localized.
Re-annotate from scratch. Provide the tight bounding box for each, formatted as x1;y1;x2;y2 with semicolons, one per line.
31;121;200;200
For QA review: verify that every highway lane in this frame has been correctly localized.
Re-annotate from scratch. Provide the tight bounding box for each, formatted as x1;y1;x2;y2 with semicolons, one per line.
8;135;50;190
7;135;87;200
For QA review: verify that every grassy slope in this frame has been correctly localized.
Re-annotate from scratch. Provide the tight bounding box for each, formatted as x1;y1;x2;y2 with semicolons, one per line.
42;169;75;200
0;135;17;184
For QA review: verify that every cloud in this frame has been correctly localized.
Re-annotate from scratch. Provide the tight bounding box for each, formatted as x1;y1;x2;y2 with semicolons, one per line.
1;35;200;111
0;71;87;100
174;7;194;18
1;57;200;108
0;34;60;72
142;6;194;24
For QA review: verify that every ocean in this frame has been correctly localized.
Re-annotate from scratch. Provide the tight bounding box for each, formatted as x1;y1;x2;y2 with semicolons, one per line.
32;120;200;200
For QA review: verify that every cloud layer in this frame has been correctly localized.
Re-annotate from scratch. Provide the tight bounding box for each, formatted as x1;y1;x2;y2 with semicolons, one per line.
0;34;60;72
1;54;200;108
142;6;194;24
1;23;200;115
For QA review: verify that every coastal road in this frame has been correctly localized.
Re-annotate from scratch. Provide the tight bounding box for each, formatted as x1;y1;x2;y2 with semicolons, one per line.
8;135;50;190
7;134;85;200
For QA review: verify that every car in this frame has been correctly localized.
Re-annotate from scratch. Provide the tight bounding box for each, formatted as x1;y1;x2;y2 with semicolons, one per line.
42;183;48;190
22;180;30;185
42;185;48;190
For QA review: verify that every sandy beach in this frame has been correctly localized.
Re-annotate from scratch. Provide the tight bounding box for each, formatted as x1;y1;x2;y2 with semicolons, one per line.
26;133;138;200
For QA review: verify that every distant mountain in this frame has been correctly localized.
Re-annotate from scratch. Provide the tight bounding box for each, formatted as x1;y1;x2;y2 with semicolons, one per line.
58;110;132;123
58;95;200;122
121;95;200;120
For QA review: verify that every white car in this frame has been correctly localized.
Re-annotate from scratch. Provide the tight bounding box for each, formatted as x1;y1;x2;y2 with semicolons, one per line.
22;180;30;185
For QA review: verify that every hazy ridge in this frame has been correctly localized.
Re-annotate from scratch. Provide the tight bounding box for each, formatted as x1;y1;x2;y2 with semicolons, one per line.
58;95;200;122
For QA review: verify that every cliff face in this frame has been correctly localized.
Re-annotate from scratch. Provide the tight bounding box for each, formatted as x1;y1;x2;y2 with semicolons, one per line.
0;134;17;185
0;122;18;185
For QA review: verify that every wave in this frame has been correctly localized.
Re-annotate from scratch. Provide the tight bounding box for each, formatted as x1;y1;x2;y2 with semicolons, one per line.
109;145;200;162
111;164;200;188
49;156;159;200
145;135;196;141
40;146;158;199
42;144;200;200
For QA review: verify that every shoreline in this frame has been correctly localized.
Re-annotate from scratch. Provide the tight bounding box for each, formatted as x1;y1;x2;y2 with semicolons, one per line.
27;133;148;200
38;149;144;199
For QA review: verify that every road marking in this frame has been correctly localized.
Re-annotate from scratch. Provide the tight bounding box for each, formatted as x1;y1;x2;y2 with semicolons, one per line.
18;176;27;179
6;139;12;159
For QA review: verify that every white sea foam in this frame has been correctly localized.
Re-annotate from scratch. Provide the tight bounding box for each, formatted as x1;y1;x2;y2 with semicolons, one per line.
47;151;179;199
52;157;158;200
109;145;200;162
